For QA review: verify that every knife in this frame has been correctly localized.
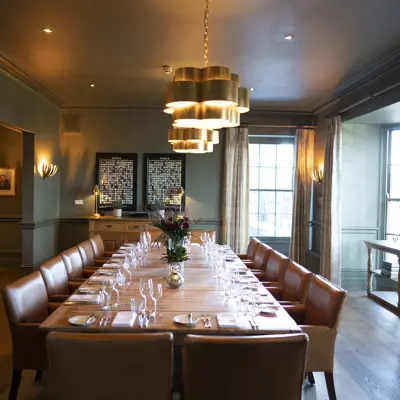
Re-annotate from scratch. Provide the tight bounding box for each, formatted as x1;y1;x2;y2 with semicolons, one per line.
85;314;95;324
145;315;150;328
188;312;193;325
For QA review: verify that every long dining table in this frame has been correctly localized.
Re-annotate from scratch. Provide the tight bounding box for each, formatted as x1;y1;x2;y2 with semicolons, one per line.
40;244;301;342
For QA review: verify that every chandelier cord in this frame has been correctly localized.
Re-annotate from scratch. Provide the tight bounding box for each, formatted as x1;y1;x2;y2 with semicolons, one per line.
204;0;209;67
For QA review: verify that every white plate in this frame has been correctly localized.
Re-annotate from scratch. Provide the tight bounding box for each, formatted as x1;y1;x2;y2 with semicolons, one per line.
68;315;96;326
173;314;200;326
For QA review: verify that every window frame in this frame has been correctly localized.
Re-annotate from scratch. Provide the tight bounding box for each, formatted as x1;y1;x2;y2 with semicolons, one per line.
248;135;296;240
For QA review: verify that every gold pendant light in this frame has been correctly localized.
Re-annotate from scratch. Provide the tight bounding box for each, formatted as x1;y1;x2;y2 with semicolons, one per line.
165;0;250;153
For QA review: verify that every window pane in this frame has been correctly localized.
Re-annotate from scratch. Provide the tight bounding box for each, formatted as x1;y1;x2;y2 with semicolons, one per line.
249;144;260;166
260;144;276;167
249;214;259;236
276;214;292;237
389;166;400;198
259;191;275;214
277;144;294;167
259;167;276;189
276;167;293;190
249;191;259;214
250;167;259;189
391;130;400;166
276;191;293;214
387;201;400;234
258;214;275;236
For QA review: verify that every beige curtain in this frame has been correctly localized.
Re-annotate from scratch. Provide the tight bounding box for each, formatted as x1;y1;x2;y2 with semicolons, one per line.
321;116;342;285
290;128;315;265
222;126;249;253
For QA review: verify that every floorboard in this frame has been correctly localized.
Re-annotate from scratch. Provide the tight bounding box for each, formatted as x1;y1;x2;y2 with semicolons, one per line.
1;269;400;399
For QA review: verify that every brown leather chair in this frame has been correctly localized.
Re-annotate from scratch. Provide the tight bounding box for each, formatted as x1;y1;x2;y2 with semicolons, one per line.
39;256;76;302
261;249;290;287
183;333;308;400
267;261;313;323
1;271;59;400
46;332;174;400
89;234;113;264
236;237;261;262
297;275;348;400
245;243;271;278
77;239;99;268
60;247;97;281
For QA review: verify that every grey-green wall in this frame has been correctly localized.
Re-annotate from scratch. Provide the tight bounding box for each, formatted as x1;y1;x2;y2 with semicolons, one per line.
0;71;60;270
59;109;223;250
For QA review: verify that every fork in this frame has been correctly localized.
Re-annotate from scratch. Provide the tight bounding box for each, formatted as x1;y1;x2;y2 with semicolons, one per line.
200;315;207;328
251;317;259;329
205;316;212;328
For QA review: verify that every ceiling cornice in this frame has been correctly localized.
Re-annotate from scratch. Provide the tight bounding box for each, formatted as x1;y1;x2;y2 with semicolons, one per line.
0;54;64;107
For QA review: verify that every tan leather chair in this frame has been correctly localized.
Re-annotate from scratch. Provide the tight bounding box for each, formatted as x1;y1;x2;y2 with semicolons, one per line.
261;249;290;287
245;243;271;279
237;237;261;262
298;275;348;400
39;255;76;302
183;333;308;400
89;234;113;264
47;332;174;400
77;239;99;268
60;247;97;281
1;271;59;400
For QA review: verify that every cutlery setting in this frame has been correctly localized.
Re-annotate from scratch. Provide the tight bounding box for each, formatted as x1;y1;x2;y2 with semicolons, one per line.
200;315;212;328
99;316;111;327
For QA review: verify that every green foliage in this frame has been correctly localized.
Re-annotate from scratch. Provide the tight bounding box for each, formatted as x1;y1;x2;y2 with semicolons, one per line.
165;245;189;262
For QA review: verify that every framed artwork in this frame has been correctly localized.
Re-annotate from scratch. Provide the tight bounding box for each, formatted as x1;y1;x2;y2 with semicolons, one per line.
0;168;16;196
143;153;186;208
96;153;138;211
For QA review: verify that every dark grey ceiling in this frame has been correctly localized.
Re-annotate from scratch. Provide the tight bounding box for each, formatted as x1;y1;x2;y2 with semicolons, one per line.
0;0;399;110
347;102;400;124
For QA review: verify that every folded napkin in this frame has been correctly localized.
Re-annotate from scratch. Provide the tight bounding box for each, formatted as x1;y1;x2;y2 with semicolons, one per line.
111;312;137;327
217;313;239;328
89;275;112;282
112;253;126;258
255;298;275;305
120;244;135;249
239;278;259;284
68;294;100;303
102;263;120;268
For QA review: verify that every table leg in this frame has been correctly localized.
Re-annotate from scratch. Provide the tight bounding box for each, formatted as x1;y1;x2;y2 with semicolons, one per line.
367;247;373;295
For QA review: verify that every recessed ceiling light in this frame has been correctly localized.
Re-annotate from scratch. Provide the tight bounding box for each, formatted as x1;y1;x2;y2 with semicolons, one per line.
249;88;255;91
42;27;53;34
90;84;95;88
284;35;294;40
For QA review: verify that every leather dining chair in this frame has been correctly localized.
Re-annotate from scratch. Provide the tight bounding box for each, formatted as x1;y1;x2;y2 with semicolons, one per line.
244;243;271;279
77;239;101;268
1;271;59;400
60;247;97;281
46;332;174;400
89;234;113;265
260;249;290;287
236;237;261;262
298;275;348;400
183;333;308;400
39;255;77;302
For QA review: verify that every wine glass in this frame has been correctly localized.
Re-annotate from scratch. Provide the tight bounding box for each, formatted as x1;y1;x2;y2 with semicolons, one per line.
150;283;163;316
111;278;121;308
139;278;150;312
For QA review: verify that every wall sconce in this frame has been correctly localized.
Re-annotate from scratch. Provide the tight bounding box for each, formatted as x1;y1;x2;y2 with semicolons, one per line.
312;168;324;184
39;163;58;179
177;186;185;197
93;184;100;218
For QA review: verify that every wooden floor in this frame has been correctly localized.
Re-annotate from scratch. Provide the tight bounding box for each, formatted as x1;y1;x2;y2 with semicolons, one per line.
1;267;400;400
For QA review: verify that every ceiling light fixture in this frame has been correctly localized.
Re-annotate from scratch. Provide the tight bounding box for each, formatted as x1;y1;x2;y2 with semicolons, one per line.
284;35;294;40
42;27;53;34
90;84;95;87
249;88;255;91
164;0;250;153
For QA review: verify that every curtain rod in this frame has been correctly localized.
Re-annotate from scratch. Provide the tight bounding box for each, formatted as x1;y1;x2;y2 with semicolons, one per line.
246;124;316;129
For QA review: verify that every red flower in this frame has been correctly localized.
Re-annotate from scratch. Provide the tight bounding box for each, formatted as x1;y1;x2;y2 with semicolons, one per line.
183;222;189;229
168;217;173;222
183;217;190;222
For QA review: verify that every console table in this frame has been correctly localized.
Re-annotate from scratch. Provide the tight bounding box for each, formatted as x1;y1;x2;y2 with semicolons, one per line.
364;239;400;315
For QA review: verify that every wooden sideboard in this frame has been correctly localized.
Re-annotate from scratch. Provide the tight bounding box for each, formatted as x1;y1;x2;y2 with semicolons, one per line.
88;217;162;251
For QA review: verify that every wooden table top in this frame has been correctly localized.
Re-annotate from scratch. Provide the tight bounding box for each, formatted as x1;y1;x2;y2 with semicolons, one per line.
40;245;301;340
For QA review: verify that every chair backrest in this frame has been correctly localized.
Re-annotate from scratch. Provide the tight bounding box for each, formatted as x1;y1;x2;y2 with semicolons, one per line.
184;333;308;400
47;332;173;400
247;237;261;259
39;256;70;296
77;240;96;266
89;234;105;258
252;242;271;270
305;275;348;329
1;271;49;325
60;247;84;279
282;261;313;303
265;250;290;284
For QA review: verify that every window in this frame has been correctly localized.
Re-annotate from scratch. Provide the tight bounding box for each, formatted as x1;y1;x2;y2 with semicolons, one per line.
249;138;295;238
385;129;400;251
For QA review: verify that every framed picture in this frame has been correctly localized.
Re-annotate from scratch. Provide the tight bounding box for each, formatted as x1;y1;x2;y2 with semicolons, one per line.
0;168;16;196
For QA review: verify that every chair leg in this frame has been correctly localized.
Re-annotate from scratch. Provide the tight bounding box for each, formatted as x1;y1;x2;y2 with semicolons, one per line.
324;372;337;400
9;369;22;400
308;372;315;385
34;370;43;382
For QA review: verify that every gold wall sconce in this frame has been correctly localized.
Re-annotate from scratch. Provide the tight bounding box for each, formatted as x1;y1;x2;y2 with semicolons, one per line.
39;163;58;179
312;168;324;184
93;184;100;218
177;186;185;197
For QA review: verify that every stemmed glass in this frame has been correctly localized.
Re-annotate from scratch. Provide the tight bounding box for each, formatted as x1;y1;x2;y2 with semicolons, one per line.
101;279;113;310
139;278;150;312
111;278;121;307
150;283;163;316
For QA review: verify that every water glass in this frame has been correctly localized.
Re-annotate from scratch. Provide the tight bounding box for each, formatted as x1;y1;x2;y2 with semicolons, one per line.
101;279;113;310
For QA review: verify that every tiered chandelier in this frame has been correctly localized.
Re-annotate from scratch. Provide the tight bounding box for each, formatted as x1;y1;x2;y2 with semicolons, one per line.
165;0;250;153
